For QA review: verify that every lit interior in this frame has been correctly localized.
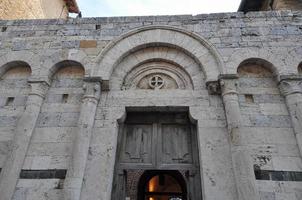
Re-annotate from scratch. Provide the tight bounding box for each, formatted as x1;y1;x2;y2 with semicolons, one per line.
146;174;183;200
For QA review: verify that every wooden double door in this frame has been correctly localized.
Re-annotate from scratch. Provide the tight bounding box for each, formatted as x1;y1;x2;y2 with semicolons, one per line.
112;112;202;200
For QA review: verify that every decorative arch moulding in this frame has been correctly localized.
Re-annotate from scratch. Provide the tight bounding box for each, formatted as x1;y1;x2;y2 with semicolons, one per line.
94;25;225;84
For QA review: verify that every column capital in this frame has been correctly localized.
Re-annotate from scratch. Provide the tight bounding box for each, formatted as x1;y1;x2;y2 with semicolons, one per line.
206;81;221;95
279;75;302;96
28;80;50;98
219;74;239;96
83;78;101;102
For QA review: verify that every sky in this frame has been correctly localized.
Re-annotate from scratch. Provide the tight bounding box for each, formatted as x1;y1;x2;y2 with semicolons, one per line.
76;0;242;17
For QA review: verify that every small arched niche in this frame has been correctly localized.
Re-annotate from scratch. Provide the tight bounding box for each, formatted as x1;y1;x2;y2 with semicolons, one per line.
0;61;31;108
51;60;85;81
45;60;85;105
0;61;31;80
237;58;279;104
237;58;276;78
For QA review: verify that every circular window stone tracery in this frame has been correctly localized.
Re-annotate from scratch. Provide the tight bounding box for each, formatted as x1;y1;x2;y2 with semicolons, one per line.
149;75;165;89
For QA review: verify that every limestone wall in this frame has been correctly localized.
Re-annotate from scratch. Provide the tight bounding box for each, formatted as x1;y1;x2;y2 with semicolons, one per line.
0;10;301;200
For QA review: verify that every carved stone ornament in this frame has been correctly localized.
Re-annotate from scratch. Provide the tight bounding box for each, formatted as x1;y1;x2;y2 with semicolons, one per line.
122;61;193;90
219;78;239;96
149;75;165;89
206;81;221;95
279;80;302;96
83;82;101;101
29;81;49;98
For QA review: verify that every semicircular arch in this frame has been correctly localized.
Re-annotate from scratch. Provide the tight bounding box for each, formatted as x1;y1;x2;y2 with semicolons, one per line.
95;25;224;83
226;49;284;76
48;60;85;80
0;51;38;77
0;61;32;78
237;58;277;76
111;46;203;90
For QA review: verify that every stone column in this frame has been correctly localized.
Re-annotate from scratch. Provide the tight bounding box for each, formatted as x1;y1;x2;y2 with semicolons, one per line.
219;75;260;200
0;80;49;200
64;78;101;200
279;75;302;156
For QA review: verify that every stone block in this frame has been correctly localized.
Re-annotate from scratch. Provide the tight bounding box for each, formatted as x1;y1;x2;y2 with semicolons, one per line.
260;191;276;200
36;112;61;127
59;112;79;127
27;142;72;156
79;40;97;48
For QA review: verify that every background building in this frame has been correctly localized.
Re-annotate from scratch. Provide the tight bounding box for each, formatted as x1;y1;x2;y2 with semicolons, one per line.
239;0;302;12
0;0;79;20
0;0;301;200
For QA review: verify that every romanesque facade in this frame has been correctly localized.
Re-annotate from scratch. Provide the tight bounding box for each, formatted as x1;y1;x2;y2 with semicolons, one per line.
0;8;301;200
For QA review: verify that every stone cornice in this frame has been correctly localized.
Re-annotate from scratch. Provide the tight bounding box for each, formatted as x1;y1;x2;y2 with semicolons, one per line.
218;74;239;80
83;76;102;83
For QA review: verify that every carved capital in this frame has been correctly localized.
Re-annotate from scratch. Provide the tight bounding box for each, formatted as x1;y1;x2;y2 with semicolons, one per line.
279;79;302;96
28;81;49;98
219;78;239;96
82;81;101;102
206;81;221;95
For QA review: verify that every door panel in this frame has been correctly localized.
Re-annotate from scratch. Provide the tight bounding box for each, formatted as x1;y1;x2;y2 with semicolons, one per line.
161;124;193;165
120;124;153;164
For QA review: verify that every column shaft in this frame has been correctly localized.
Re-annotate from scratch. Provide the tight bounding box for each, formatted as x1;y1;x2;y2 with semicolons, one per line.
220;78;260;200
64;80;101;200
279;78;302;156
0;81;49;200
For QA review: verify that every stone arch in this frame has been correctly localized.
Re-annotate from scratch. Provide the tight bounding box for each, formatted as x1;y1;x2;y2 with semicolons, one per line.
95;26;224;83
227;49;281;75
38;49;90;82
0;61;32;78
237;58;277;78
0;51;38;77
48;60;85;81
110;46;203;91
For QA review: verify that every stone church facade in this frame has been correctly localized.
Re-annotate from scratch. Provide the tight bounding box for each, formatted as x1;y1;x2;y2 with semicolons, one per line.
0;2;302;200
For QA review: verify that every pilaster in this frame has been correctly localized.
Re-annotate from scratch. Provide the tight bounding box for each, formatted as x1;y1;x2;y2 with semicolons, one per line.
218;75;260;200
279;75;302;157
0;80;49;200
64;77;101;200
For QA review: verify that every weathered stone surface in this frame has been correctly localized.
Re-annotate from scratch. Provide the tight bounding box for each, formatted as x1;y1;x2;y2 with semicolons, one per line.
0;9;300;200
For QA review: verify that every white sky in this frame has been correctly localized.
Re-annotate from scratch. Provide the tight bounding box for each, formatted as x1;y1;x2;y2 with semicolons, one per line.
76;0;242;17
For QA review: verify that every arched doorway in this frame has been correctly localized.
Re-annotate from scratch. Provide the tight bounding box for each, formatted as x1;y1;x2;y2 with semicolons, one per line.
138;170;187;200
111;110;202;200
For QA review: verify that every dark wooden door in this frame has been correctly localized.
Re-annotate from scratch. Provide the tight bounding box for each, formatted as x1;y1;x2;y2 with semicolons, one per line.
112;112;202;200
